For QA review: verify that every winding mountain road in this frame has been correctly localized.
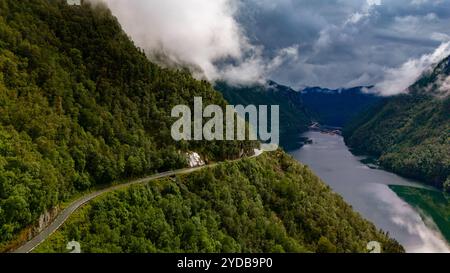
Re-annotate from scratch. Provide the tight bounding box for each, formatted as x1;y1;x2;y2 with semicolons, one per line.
12;150;262;253
13;167;208;253
13;151;263;253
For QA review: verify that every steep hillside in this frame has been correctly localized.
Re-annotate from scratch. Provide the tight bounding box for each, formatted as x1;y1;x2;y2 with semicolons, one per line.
35;151;404;253
0;0;405;253
344;57;450;192
0;0;256;248
300;87;381;127
216;81;311;150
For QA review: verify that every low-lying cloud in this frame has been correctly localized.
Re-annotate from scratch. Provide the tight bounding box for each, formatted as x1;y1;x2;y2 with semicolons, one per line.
438;75;450;96
87;0;450;93
236;0;450;90
89;0;298;86
374;41;450;96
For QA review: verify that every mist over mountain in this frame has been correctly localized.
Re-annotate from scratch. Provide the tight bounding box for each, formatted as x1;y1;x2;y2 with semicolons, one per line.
88;0;299;86
86;0;450;93
344;54;450;192
0;0;256;249
0;0;407;254
373;42;450;96
410;55;450;98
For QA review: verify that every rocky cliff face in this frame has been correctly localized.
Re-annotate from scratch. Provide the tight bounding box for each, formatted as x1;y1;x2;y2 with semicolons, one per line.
186;152;205;168
32;207;60;240
1;206;60;253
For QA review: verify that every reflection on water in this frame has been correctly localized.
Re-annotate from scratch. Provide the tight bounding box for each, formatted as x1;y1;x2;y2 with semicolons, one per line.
289;131;450;253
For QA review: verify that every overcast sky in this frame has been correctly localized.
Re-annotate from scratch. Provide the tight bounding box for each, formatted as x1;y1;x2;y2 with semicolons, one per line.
236;0;450;90
96;0;450;94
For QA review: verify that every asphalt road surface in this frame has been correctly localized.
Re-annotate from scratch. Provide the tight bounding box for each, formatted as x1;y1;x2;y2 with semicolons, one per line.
13;151;263;253
13;165;211;253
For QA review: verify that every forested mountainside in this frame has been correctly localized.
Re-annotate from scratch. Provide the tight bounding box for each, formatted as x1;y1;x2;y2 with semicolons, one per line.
344;56;450;192
216;82;381;141
0;0;404;253
216;81;311;150
0;0;257;248
300;87;381;127
35;151;403;253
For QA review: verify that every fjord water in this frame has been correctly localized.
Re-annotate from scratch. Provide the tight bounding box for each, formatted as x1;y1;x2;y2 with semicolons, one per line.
289;131;450;253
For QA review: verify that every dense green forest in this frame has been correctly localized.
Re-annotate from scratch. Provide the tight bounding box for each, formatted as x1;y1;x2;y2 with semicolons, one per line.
0;0;406;254
344;57;450;192
35;151;403;253
216;81;311;150
0;0;256;248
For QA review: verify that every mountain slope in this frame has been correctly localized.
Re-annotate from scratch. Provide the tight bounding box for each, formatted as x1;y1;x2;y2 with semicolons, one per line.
0;0;256;248
300;87;381;127
35;151;404;253
216;81;311;150
0;0;404;253
344;57;450;192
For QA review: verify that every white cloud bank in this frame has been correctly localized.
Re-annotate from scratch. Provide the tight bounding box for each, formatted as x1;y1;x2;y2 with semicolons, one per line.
346;0;381;25
438;75;450;94
88;0;298;85
374;41;450;96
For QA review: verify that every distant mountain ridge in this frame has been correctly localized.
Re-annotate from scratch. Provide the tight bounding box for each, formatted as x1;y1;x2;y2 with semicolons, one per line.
301;86;371;94
0;0;405;253
215;80;311;150
299;86;381;127
216;81;383;149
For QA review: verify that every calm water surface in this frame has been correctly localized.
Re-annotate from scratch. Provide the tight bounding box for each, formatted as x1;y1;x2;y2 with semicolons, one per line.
289;131;450;253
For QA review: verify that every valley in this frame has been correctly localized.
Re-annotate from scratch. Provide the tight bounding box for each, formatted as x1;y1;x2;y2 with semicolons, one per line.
212;67;450;253
0;0;404;254
290;130;449;252
0;0;449;256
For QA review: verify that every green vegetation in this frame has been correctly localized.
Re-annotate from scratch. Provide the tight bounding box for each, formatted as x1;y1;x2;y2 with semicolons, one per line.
389;185;450;243
35;151;404;253
344;86;450;192
216;81;311;151
300;87;381;127
0;0;256;248
0;0;405;253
